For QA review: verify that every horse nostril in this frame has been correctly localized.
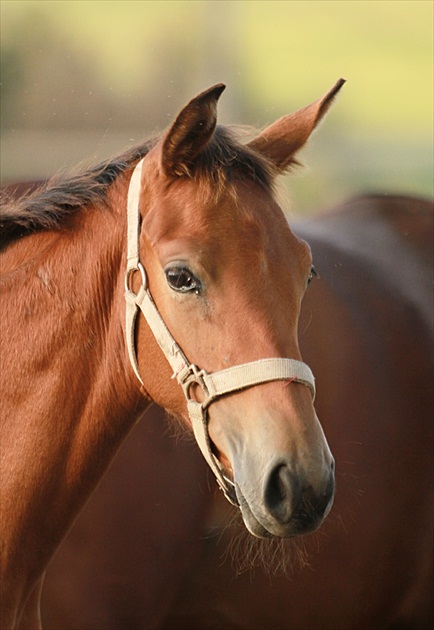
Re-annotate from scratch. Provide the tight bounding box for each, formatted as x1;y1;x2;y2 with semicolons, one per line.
264;464;335;530
264;464;296;524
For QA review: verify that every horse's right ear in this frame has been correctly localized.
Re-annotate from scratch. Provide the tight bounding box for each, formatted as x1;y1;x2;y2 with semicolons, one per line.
161;84;226;177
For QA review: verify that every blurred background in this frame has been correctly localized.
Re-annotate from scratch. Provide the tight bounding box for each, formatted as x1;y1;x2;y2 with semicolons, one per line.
1;0;432;215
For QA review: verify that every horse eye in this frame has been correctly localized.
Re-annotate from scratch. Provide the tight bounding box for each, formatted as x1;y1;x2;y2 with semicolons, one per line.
307;265;318;287
165;266;201;294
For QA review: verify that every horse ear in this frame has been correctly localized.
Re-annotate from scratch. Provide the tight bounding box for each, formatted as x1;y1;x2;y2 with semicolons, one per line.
161;83;226;176
248;79;346;172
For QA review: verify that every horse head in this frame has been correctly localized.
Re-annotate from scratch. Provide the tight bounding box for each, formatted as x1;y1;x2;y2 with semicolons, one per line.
127;81;344;538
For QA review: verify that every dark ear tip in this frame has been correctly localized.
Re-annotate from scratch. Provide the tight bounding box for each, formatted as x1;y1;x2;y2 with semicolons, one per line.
195;83;226;103
318;78;346;117
330;78;346;97
213;83;226;95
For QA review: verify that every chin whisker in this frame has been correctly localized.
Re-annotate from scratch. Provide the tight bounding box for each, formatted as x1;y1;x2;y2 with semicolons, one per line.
219;510;311;578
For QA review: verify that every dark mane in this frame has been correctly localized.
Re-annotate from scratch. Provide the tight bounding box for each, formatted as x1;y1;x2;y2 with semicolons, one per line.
0;139;157;250
0;126;274;250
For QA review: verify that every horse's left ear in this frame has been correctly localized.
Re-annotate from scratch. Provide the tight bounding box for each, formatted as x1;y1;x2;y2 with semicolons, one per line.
161;83;226;176
248;79;346;172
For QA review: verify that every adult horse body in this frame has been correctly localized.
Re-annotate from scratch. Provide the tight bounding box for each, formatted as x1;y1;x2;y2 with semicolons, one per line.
0;82;342;628
42;194;433;629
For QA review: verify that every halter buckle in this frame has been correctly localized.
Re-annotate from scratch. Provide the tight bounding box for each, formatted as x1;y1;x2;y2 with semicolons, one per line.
179;364;210;404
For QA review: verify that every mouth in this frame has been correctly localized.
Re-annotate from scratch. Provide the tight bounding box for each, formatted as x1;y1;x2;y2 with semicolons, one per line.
235;484;282;539
234;478;334;539
213;462;274;538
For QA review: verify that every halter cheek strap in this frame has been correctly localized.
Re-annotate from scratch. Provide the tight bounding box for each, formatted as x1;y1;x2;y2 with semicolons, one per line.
125;159;316;506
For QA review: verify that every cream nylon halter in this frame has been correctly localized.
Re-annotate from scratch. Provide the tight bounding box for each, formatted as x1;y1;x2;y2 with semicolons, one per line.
124;158;316;505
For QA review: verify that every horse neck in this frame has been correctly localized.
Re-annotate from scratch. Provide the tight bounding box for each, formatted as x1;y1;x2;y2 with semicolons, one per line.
0;190;149;615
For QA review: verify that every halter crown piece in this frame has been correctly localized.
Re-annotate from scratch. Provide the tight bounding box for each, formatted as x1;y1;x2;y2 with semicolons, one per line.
124;159;316;506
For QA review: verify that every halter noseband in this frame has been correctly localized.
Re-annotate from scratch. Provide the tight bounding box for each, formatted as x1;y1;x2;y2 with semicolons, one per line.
124;159;316;506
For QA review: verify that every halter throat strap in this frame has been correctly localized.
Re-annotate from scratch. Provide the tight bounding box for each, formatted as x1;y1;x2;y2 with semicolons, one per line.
124;158;316;506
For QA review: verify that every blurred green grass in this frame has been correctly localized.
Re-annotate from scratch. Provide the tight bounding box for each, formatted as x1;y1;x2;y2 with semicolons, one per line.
1;0;432;213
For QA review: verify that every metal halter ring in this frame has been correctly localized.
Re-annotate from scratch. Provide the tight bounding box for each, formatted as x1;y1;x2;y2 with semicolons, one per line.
125;262;147;297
